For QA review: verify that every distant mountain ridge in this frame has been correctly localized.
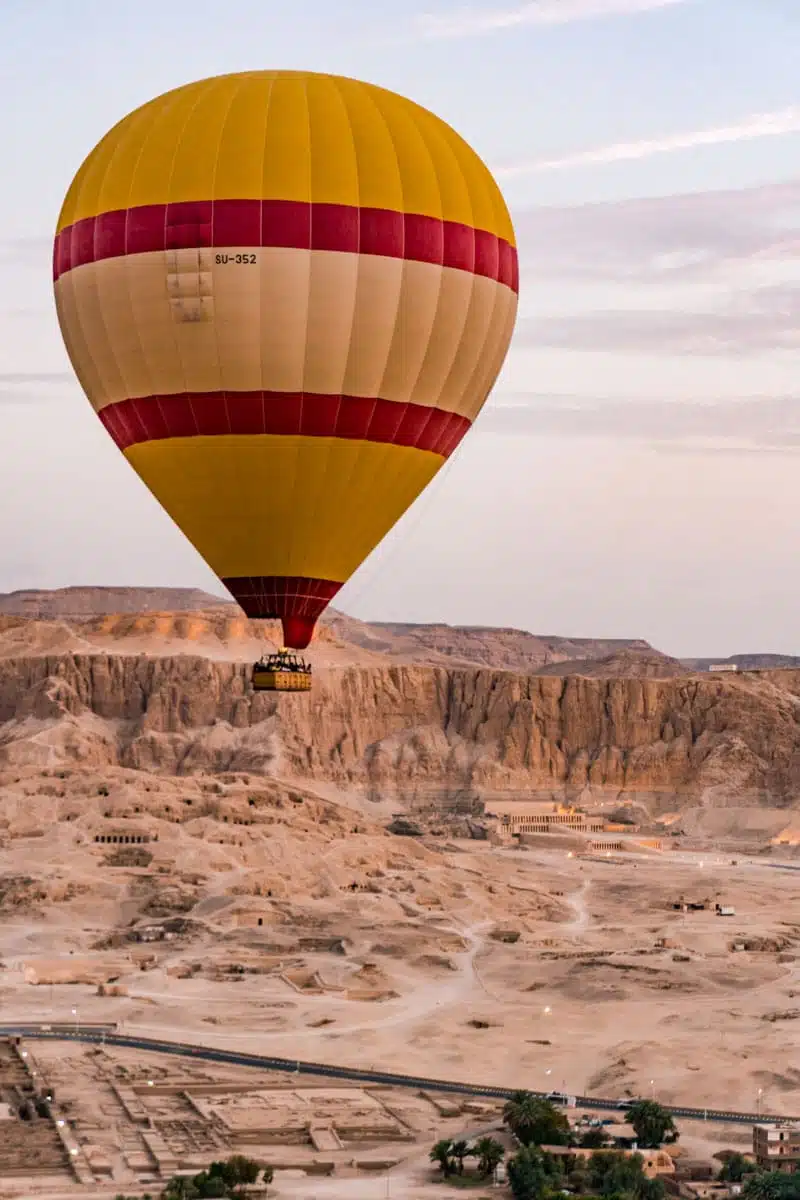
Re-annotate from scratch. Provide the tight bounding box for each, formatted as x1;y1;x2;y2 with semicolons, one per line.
683;654;800;671
0;588;794;676
0;587;668;675
0;586;228;618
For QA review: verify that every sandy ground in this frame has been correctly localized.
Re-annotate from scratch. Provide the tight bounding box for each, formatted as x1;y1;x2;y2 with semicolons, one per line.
3;807;800;1110
1;765;800;1195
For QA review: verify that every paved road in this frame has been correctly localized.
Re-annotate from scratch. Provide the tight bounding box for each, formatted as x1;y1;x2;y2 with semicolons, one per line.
1;1024;791;1127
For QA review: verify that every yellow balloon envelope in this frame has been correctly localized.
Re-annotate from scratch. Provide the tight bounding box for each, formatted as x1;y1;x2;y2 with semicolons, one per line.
54;71;518;647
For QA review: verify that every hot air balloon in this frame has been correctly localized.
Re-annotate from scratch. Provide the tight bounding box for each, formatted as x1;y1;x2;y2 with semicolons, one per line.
53;71;518;689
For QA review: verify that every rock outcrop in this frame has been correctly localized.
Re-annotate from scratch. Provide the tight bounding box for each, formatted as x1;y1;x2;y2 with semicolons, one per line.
0;653;799;806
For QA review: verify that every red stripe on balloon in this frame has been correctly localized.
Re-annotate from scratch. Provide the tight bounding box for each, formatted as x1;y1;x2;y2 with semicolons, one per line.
99;391;472;457
224;576;343;648
52;199;518;291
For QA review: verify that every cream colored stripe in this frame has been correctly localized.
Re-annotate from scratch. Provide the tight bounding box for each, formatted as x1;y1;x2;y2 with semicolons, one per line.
54;248;514;417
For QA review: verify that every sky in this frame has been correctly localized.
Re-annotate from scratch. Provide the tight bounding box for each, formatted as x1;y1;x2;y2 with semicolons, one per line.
1;0;800;657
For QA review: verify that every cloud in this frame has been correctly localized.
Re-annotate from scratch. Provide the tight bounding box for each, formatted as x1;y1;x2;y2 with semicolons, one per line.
478;393;800;449
0;373;74;402
514;178;800;282
514;284;800;356
0;372;73;385
0;236;52;267
416;0;687;37
496;107;800;177
510;180;800;360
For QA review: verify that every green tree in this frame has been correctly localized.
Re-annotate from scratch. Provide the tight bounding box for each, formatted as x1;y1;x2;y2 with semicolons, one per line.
160;1156;267;1200
569;1164;592;1194
541;1149;570;1182
223;1155;261;1189
508;1146;550;1200
473;1136;505;1179
430;1138;456;1177
451;1139;471;1175
503;1091;571;1147
743;1173;800;1200
581;1127;610;1149
192;1178;227;1200
162;1178;200;1200
626;1102;678;1149
588;1150;665;1200
720;1154;758;1183
641;1178;667;1200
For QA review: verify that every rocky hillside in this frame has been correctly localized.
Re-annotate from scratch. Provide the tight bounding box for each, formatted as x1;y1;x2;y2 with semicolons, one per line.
0;588;677;675
1;652;799;808
326;613;662;672
533;648;687;678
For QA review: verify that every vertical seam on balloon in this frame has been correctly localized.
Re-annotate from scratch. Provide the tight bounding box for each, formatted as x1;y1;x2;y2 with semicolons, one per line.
281;75;314;596
434;158;484;427
452;213;510;424
119;92;186;441
54;227;96;426
357;83;407;424
82;100;153;429
464;284;512;424
75;119;125;410
400;115;446;449
348;90;447;567
207;78;243;438
336;83;416;572
258;76;275;445
296;77;368;591
461;144;518;417
459;144;516;419
351;82;404;414
475;285;518;419
162;82;224;435
418;118;478;431
462;143;518;414
289;78;353;583
128;88;204;435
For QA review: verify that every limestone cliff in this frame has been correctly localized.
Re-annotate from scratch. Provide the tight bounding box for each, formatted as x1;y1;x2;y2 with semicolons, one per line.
1;653;799;807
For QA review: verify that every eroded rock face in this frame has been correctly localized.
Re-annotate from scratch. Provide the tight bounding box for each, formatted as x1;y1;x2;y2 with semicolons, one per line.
0;654;799;805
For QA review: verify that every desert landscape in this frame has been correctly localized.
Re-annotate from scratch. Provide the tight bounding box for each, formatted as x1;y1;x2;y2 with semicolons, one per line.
0;588;799;1196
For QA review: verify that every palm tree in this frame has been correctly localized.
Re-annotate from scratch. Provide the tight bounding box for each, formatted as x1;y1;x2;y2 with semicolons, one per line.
474;1136;506;1178
430;1138;456;1177
451;1139;471;1175
161;1180;199;1200
504;1090;540;1144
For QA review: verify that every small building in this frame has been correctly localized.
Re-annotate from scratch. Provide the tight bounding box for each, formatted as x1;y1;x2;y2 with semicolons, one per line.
716;905;736;917
485;800;605;837
709;663;738;673
754;1122;800;1173
682;1181;743;1199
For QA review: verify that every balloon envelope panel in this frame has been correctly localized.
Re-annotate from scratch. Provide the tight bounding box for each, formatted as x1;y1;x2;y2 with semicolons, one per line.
54;70;518;648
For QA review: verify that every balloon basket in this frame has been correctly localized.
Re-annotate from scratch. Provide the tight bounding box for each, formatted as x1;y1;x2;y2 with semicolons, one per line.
251;651;312;693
